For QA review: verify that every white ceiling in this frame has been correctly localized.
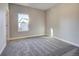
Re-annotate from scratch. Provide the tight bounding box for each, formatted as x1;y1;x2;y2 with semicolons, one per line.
15;3;57;10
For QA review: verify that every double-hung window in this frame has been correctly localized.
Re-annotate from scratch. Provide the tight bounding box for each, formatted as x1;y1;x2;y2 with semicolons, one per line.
18;13;29;32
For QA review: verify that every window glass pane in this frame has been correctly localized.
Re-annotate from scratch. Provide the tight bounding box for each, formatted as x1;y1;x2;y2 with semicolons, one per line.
18;13;29;32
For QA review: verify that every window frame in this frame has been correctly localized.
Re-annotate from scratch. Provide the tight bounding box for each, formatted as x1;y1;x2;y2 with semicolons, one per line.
17;13;30;32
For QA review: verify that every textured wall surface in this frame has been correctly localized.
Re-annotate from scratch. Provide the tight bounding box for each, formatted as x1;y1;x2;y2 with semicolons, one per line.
9;4;45;39
0;3;8;54
46;4;79;46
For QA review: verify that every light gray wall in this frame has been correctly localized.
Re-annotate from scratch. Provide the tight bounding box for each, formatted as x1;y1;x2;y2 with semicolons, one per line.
46;4;79;46
0;3;8;54
9;4;45;39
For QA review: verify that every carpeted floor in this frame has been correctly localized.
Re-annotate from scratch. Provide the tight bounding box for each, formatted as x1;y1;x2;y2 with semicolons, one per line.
1;37;79;56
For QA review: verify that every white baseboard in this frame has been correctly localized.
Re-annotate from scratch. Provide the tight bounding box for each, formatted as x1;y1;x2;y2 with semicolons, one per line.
54;36;79;48
0;42;6;55
9;34;45;40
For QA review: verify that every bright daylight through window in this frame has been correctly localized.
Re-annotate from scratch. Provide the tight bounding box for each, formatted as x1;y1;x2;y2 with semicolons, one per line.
18;13;29;32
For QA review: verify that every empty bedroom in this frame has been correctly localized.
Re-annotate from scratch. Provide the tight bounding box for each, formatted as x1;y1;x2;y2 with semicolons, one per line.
0;3;79;56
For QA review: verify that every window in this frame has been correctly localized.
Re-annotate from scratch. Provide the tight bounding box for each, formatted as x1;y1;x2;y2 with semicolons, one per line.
18;13;29;32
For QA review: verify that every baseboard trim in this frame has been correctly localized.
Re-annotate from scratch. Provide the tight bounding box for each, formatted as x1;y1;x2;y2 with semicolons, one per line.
0;43;6;55
9;34;45;40
54;36;79;48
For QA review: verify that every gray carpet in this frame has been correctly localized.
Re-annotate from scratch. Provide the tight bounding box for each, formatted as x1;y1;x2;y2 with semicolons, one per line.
1;37;78;56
